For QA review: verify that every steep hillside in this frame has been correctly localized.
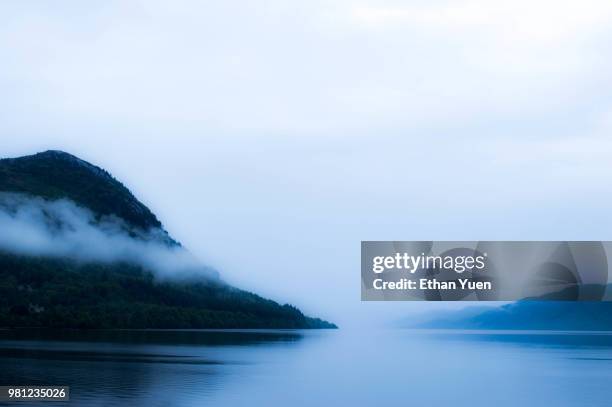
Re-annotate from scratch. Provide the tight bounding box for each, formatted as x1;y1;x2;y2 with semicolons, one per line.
0;150;166;234
0;151;335;329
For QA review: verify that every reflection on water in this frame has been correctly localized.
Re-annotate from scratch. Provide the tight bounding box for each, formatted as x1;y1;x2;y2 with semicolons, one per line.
0;329;611;406
0;329;305;407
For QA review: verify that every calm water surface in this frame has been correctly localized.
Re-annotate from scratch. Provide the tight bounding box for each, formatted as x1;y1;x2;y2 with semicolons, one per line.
0;328;611;406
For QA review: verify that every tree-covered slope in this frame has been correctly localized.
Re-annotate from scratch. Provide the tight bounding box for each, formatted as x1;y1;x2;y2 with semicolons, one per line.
0;150;164;233
0;251;333;329
0;151;336;329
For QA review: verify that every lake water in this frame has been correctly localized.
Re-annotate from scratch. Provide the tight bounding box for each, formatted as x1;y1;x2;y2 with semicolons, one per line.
1;329;611;406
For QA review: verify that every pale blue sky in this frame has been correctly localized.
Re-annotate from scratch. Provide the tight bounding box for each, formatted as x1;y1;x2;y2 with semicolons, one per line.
2;0;612;326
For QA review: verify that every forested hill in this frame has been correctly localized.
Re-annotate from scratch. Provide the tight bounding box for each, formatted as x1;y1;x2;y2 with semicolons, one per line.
0;150;164;232
0;150;336;329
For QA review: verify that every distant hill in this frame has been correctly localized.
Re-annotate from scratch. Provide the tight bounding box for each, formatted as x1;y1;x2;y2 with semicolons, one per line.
0;150;335;329
408;300;612;331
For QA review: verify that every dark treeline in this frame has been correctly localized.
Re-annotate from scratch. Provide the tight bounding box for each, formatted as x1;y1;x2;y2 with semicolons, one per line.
0;252;335;329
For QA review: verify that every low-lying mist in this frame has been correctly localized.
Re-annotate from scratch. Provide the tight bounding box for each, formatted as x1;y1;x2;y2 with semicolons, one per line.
0;192;218;281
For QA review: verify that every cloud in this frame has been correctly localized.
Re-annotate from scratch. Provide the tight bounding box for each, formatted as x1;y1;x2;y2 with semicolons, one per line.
0;192;218;280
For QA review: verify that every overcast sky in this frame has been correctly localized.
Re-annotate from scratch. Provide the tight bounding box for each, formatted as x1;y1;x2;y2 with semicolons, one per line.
2;0;612;327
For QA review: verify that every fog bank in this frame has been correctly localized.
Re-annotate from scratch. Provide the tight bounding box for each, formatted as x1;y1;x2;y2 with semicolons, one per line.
0;192;217;280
